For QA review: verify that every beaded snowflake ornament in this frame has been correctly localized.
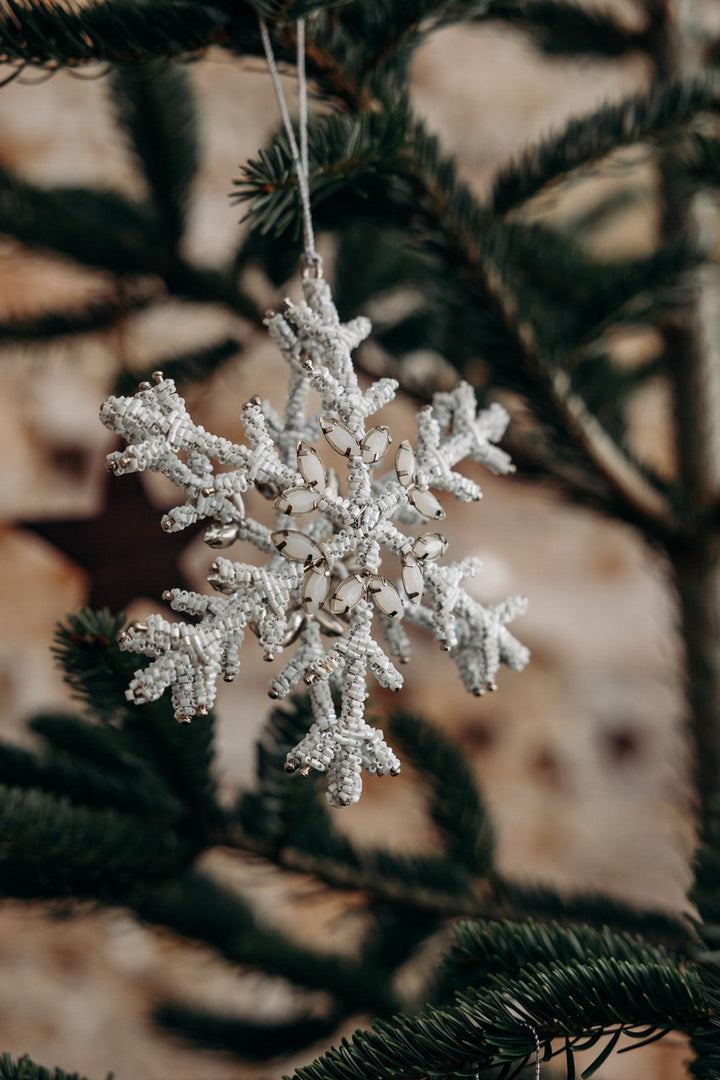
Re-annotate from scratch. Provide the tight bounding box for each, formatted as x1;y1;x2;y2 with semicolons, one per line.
100;274;529;806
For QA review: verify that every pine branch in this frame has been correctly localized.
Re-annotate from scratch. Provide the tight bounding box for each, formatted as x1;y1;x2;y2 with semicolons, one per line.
0;1052;109;1080
114;337;242;396
691;795;720;932
53;610;218;821
0;0;227;67
490;81;718;215
478;0;648;59
135;869;397;1013
437;917;684;999
684;133;720;188
492;880;691;945
232;110;409;238
0;784;187;874
291;959;709;1080
109;60;198;248
237;701;478;906
155;1001;339;1059
0;725;182;820
252;0;352;17
0;291;153;345
387;711;492;875
234;105;684;537
0;166;163;275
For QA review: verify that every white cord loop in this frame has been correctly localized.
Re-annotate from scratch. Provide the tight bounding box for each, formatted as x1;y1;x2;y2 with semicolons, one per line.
258;15;321;277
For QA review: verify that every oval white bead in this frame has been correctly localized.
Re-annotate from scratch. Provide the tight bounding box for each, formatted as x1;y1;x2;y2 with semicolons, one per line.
366;575;404;619
302;563;331;613
361;425;392;464
297;441;327;489
203;521;240;549
400;554;424;605
271;529;324;565
409;487;446;521
395;441;416;487
274;486;318;515
411;532;448;562
329;574;366;614
320;416;360;458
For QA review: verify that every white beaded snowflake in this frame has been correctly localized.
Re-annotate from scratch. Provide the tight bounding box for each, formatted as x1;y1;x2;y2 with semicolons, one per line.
100;273;529;807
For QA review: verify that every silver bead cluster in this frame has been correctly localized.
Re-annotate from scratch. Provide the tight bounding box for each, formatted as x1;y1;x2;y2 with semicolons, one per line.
100;274;529;807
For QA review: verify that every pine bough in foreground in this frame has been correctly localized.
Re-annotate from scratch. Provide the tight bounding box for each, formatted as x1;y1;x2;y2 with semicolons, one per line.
100;274;529;806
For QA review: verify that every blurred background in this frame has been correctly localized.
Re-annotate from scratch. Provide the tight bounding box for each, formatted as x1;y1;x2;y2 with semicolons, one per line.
0;3;705;1076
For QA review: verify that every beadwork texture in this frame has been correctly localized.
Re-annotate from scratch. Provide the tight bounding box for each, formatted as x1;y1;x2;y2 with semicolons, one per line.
100;275;529;806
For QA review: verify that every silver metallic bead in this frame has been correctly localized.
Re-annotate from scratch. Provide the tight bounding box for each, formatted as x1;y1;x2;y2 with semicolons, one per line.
203;521;240;549
256;480;280;500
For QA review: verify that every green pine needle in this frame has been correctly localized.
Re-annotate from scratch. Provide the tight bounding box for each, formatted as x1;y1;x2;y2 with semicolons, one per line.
0;0;226;66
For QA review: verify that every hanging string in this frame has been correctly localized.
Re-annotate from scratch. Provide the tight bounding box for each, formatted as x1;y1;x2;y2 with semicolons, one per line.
258;15;320;276
524;1022;542;1080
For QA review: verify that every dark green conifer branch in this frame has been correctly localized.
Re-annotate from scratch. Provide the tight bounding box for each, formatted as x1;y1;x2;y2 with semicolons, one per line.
477;0;648;58
113;337;242;395
387;711;492;876
0;726;182;819
0;785;188;873
0;1052;110;1080
0;0;227;66
437;917;685;999
251;0;352;17
134;869;397;1013
0;292;153;345
53;610;218;821
0;167;163;275
290;959;710;1080
489;81;718;215
154;1002;340;1060
109;60;198;249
